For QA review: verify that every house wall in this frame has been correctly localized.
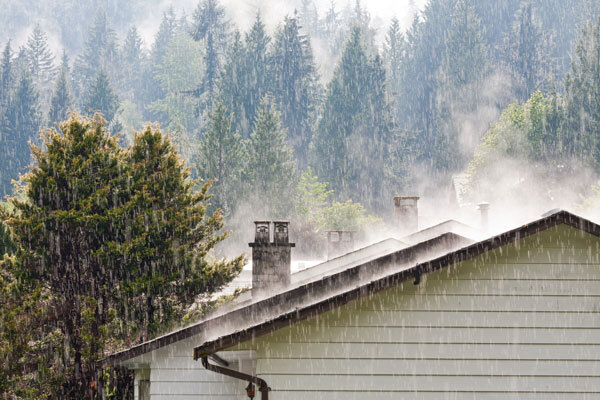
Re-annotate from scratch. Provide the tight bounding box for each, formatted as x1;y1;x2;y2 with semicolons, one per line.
127;339;255;400
231;224;600;399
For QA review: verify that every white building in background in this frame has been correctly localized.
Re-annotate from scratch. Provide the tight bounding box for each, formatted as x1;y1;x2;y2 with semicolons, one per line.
104;201;600;400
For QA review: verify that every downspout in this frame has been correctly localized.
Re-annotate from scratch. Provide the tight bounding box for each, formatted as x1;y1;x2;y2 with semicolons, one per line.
200;355;270;400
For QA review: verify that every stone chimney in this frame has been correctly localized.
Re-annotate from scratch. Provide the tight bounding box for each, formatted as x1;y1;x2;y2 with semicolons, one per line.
477;202;490;232
394;196;419;234
249;221;295;296
326;230;355;260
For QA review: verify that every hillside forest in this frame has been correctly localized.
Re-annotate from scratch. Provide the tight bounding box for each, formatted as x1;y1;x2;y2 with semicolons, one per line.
1;0;600;397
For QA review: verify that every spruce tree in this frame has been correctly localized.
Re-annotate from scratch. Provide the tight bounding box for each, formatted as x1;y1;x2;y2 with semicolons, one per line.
562;17;600;163
1;72;41;197
197;102;245;214
244;97;296;216
121;26;146;105
74;9;118;96
218;31;246;135
48;52;73;125
2;115;243;397
504;2;551;102
0;40;13;104
241;13;270;136
25;24;56;87
270;16;320;167
83;69;119;123
312;28;393;209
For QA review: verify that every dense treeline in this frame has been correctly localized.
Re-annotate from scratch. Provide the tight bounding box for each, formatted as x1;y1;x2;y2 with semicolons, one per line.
1;0;599;211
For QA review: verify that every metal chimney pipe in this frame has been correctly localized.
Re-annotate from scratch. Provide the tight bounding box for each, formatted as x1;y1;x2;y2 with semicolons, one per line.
478;202;490;232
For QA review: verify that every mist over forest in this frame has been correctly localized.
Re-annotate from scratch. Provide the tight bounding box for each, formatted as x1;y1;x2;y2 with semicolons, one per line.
2;0;600;396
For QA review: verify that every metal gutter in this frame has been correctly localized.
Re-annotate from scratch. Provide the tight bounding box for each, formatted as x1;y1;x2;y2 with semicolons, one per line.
200;356;269;399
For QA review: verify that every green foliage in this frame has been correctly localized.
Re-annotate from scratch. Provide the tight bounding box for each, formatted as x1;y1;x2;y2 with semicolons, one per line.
311;27;394;210
196;102;245;214
148;33;204;158
73;9;118;96
504;2;552;102
0;218;14;255
83;69;119;122
25;24;56;88
0;71;41;198
270;15;320;167
294;167;380;233
48;52;74;125
1;114;243;397
244;96;296;216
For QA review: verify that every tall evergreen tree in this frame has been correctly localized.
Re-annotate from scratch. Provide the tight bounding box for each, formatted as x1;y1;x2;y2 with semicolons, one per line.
25;24;56;87
504;2;551;102
83;69;119;123
0;40;13;104
144;8;178;119
197;102;245;214
244;97;296;216
242;13;270;136
311;28;393;209
383;18;406;97
73;9;118;98
48;52;73;125
562;17;600;163
121;26;146;105
1;115;243;397
218;31;246;135
270;16;320;167
0;72;41;197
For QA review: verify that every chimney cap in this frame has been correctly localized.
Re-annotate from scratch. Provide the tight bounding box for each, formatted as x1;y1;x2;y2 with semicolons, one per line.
477;202;490;210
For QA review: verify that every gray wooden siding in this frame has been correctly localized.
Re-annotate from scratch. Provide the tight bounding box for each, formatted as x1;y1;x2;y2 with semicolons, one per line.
231;224;600;399
142;339;254;399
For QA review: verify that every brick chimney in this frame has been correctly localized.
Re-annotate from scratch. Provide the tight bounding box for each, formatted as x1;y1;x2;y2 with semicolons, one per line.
249;221;295;296
394;196;419;234
326;230;355;260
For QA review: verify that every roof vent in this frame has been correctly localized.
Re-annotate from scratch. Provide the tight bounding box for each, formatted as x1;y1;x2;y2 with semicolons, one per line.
326;230;355;259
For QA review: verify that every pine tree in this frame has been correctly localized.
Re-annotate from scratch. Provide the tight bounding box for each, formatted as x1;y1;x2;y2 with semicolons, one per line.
241;13;270;136
123;124;243;340
2;115;243;397
191;0;228;48
121;26;146;105
311;28;393;209
270;16;320;168
48;52;73;125
197;102;245;214
504;2;551;102
83;69;119;122
0;41;13;104
218;31;246;135
562;17;600;163
74;9;118;96
244;97;296;216
383;18;405;97
25;24;56;87
144;8;178;117
1;72;41;197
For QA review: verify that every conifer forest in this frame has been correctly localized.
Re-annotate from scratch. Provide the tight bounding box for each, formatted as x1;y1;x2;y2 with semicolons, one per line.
1;0;600;398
